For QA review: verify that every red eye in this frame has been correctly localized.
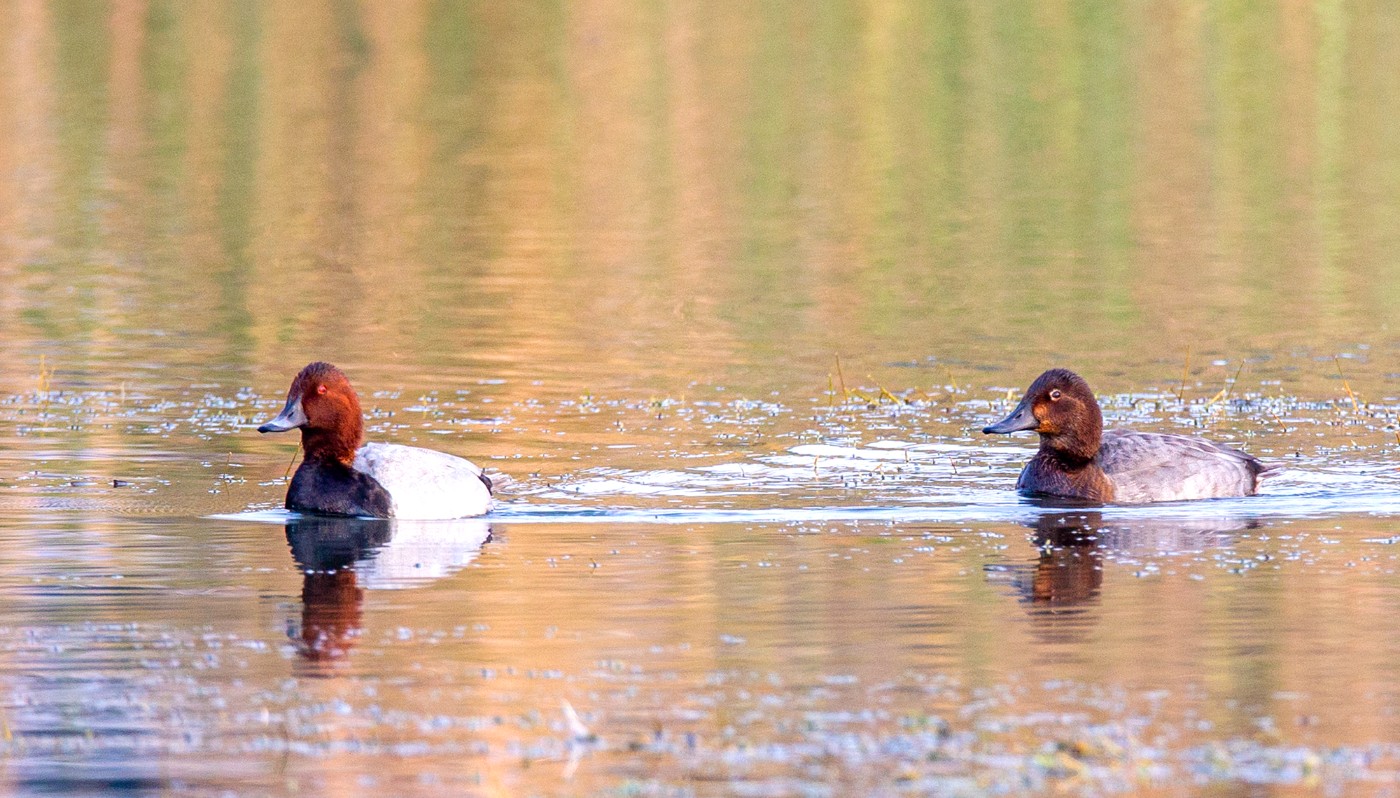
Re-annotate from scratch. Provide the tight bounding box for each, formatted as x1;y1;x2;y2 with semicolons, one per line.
1049;389;1062;401
316;384;328;395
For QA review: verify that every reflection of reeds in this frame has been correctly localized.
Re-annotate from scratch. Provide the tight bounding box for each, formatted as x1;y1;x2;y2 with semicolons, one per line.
36;354;53;398
36;355;55;415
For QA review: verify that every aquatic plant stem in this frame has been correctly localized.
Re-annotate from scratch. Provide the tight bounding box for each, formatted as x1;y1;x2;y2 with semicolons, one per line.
1176;346;1191;403
1334;356;1360;412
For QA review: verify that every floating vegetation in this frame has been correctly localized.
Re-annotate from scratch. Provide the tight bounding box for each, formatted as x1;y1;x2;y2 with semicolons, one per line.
0;366;1398;796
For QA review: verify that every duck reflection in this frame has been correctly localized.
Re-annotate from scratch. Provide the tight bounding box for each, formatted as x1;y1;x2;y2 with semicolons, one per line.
988;507;1256;649
1022;510;1106;608
285;516;492;671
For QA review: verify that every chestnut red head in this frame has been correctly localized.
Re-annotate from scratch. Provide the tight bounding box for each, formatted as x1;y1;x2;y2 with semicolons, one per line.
258;362;364;463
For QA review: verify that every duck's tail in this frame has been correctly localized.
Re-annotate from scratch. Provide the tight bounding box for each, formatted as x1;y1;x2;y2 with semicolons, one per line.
1248;457;1283;491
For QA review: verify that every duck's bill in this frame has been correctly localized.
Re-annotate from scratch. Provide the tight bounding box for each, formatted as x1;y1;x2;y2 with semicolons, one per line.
257;396;307;433
982;401;1038;434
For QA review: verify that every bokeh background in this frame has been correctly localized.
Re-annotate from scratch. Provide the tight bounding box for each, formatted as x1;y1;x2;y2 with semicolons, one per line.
4;2;1400;395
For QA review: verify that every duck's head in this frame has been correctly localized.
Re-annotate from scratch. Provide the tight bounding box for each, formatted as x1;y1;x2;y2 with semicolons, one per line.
258;362;364;463
982;368;1102;461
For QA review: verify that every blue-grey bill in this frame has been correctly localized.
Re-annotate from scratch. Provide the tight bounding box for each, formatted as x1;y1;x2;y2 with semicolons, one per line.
257;396;307;433
983;401;1037;435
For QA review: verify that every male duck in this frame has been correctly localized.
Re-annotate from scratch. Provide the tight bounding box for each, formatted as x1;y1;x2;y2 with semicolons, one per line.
983;368;1273;503
258;362;493;519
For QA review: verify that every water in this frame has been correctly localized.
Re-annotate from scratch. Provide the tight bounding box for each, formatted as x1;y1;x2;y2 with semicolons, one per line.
4;3;1400;796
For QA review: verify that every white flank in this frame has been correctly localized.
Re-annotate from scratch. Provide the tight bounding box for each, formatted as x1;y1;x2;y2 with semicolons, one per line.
352;442;493;519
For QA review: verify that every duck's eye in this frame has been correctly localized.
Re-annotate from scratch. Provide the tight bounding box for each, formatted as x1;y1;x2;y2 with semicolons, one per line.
1049;389;1063;401
316;384;328;395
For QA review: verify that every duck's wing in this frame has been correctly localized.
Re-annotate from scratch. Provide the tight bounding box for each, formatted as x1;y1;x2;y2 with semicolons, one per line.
353;443;493;519
1098;429;1270;503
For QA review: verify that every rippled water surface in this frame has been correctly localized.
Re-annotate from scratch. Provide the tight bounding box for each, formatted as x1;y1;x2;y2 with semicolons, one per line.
5;3;1400;796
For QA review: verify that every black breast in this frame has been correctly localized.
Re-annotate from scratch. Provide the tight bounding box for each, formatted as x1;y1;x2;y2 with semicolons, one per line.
286;459;393;518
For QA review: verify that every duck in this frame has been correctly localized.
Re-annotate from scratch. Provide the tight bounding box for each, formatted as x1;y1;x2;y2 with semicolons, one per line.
257;362;493;519
982;368;1274;503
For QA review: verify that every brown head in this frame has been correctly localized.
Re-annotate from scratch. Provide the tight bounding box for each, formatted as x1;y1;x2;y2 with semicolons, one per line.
982;368;1103;463
257;362;364;463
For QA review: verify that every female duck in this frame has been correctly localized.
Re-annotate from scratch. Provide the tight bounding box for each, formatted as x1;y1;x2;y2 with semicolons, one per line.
258;362;492;519
983;368;1273;503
